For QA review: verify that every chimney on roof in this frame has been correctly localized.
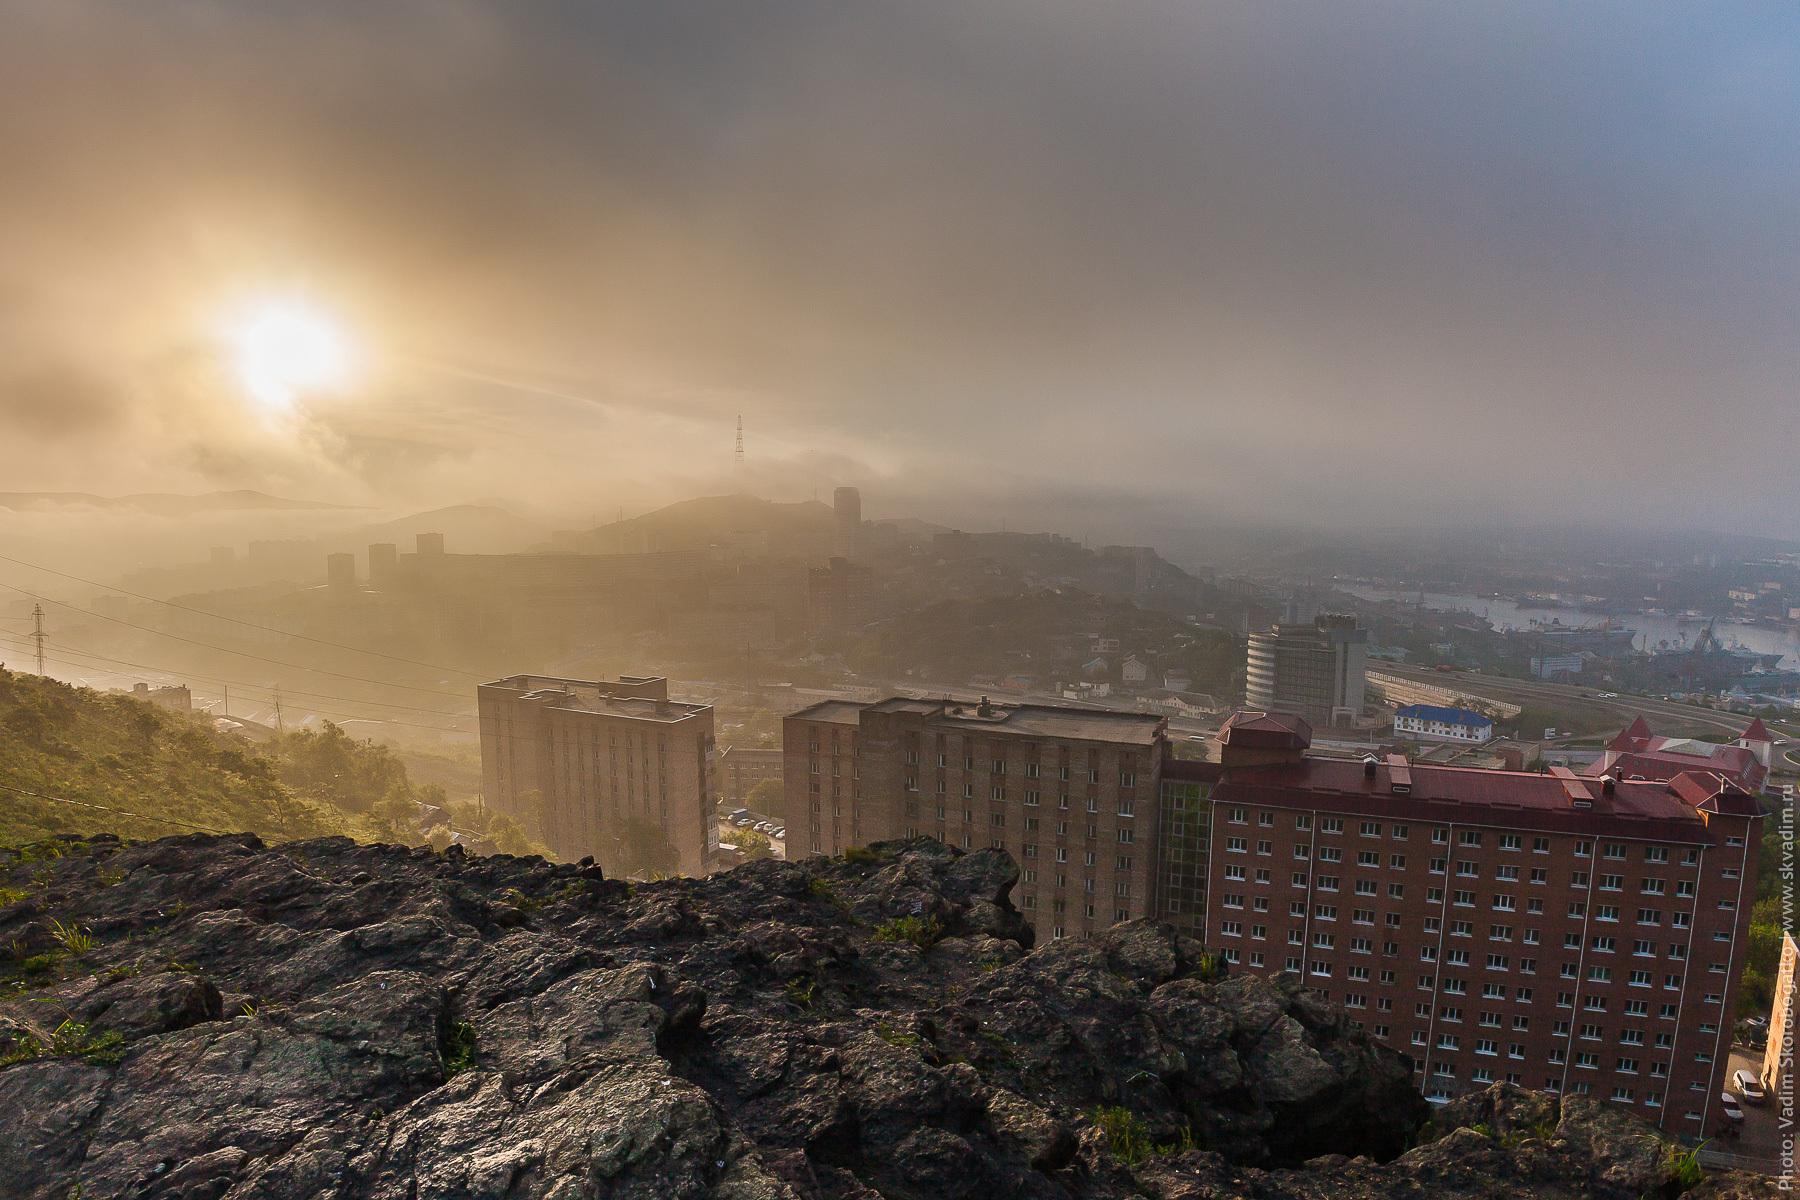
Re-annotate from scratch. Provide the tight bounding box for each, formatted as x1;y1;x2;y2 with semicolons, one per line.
977;696;994;718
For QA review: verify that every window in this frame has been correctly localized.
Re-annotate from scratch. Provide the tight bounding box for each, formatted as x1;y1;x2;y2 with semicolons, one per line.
1295;814;1312;830
1321;817;1343;834
1292;872;1309;888
1392;824;1409;839
1533;837;1550;853
1460;831;1483;847
1318;847;1342;863
1360;822;1382;837
1259;812;1274;827
1228;807;1248;824
1390;854;1407;869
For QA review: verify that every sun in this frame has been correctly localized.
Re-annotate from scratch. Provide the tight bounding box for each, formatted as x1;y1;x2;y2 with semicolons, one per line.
222;297;354;410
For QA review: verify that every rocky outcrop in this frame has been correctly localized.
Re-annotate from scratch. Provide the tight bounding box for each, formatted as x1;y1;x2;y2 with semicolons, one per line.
0;832;1759;1199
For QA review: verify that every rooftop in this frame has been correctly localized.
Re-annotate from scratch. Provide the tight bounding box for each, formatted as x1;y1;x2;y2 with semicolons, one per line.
1216;756;1759;843
789;696;1166;744
1394;703;1492;727
482;674;709;723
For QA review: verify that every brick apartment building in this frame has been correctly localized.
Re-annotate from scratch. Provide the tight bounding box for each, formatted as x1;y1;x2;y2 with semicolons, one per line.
783;697;1762;1131
1203;711;1762;1132
478;674;719;875
783;697;1170;937
719;744;783;810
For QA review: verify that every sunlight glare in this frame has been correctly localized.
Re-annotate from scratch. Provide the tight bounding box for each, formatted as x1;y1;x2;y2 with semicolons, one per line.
224;298;353;410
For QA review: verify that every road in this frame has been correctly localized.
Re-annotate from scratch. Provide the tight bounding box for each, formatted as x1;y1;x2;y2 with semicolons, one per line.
1372;663;1794;750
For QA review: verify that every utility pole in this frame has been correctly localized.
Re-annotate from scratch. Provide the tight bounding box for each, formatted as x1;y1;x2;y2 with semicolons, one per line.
735;415;745;470
30;604;45;675
222;685;229;718
273;684;284;732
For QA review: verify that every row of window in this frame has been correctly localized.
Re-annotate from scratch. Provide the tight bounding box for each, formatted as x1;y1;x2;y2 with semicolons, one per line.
1219;810;1730;860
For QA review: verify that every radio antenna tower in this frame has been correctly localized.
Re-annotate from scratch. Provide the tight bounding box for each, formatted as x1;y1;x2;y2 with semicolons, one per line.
735;415;745;470
30;604;45;675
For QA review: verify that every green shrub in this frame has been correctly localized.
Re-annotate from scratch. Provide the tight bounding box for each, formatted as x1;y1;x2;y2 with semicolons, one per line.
843;845;878;865
871;915;944;950
1087;1106;1195;1166
443;1020;477;1075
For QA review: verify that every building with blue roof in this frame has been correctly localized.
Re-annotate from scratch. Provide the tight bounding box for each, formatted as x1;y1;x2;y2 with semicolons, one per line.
1392;703;1493;744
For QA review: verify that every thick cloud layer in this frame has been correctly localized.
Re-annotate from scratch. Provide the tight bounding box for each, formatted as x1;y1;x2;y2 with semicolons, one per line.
0;1;1795;542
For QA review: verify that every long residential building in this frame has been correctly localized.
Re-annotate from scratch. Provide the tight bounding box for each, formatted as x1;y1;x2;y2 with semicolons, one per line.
478;674;719;875
784;695;1763;1133
783;697;1174;938
1202;710;1762;1131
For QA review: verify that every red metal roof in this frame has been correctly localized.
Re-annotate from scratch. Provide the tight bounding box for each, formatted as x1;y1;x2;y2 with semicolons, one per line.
1213;756;1749;844
1741;717;1773;744
1607;716;1653;751
1218;709;1313;749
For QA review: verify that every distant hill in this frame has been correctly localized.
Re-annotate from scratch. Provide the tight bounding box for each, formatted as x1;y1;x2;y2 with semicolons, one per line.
551;494;836;556
0;490;354;514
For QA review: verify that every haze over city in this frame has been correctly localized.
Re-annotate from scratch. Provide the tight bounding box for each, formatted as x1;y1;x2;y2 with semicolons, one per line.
2;2;1796;548
3;7;1800;1189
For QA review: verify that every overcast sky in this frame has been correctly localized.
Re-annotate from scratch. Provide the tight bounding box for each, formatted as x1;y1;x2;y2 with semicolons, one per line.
1;2;1795;543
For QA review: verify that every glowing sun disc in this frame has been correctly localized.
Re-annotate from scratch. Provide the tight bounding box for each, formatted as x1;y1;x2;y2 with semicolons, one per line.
225;299;353;408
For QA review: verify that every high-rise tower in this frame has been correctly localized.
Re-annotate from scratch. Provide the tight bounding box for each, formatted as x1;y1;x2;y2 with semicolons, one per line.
832;486;861;559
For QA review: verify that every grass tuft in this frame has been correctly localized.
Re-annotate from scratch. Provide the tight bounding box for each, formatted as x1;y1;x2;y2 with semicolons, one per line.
870;915;944;950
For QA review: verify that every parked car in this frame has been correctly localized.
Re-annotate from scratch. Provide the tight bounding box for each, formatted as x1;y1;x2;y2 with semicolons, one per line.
733;815;753;827
772;828;785;839
1719;1092;1745;1124
1735;1069;1766;1106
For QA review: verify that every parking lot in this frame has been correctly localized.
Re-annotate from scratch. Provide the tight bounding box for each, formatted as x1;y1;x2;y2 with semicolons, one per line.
719;812;785;861
1701;1048;1786;1177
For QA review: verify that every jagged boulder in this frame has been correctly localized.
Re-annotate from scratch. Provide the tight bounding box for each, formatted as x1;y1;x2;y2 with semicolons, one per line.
0;833;1725;1199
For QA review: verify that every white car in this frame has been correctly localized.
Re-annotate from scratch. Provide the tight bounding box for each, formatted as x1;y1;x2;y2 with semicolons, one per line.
1719;1092;1745;1124
1735;1069;1766;1106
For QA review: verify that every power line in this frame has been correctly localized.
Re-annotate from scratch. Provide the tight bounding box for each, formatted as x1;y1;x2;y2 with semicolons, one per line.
0;632;471;719
0;581;469;701
31;603;45;675
0;550;484;679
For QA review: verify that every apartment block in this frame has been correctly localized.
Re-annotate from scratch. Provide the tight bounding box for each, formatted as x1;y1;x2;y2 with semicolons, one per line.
719;744;783;809
478;674;718;875
783;697;1169;938
1201;711;1761;1132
